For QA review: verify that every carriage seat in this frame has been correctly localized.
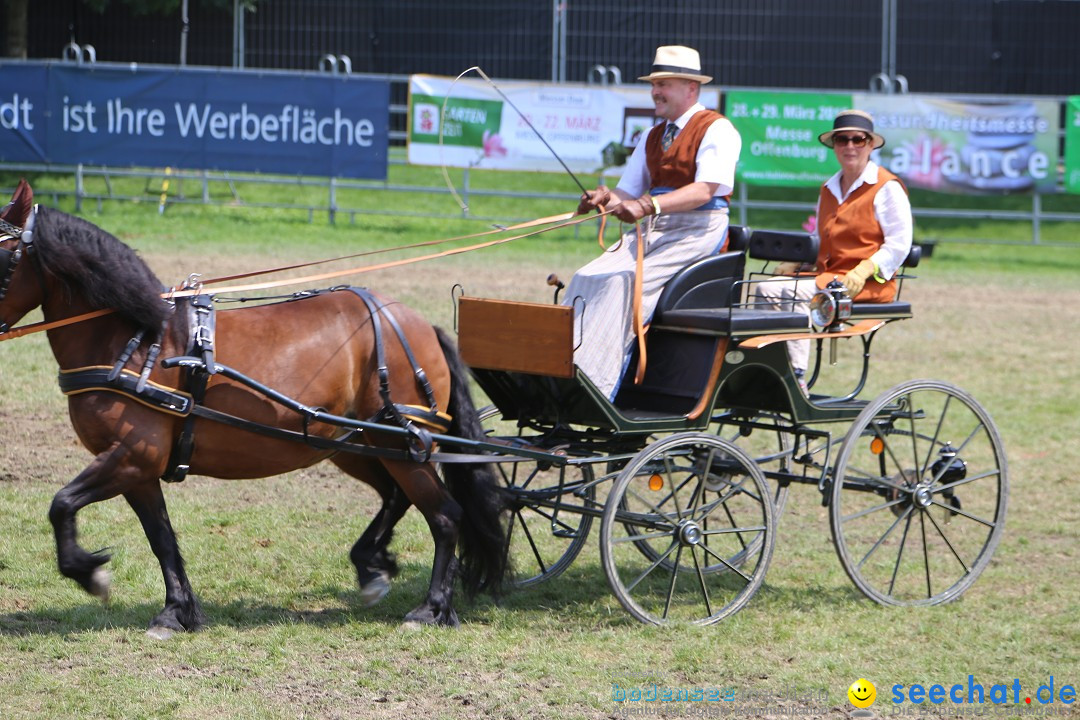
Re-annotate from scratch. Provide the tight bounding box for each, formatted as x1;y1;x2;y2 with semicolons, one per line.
651;224;751;320
652;228;812;336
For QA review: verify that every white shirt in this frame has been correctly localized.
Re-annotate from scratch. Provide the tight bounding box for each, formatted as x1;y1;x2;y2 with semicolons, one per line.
818;161;913;281
616;103;742;199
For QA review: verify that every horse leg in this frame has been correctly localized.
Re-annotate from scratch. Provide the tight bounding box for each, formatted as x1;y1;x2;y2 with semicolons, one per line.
378;458;464;628
332;455;412;607
123;482;206;637
48;442;145;602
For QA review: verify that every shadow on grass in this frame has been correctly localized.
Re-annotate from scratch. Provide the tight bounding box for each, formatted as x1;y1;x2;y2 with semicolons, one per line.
0;558;620;635
754;580;865;611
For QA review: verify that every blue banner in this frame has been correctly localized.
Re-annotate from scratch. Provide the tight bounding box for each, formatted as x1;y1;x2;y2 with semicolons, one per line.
0;62;389;179
0;64;49;164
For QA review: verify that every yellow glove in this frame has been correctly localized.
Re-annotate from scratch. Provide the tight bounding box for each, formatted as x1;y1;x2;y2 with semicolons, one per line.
774;262;802;276
840;258;878;298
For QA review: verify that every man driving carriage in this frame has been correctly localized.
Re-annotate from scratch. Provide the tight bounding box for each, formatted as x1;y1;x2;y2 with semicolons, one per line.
567;45;742;399
756;109;913;391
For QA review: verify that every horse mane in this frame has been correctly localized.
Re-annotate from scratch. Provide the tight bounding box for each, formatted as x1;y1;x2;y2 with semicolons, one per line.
34;206;172;332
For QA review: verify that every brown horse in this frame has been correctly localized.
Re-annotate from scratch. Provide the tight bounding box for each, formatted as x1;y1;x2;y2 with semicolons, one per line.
0;192;507;634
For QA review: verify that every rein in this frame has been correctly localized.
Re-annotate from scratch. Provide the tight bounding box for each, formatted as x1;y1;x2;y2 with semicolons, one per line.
0;209;609;342
194;210;580;288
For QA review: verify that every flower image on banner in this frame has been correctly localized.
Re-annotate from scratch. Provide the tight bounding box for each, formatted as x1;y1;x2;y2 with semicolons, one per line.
856;94;1060;194
407;74;718;175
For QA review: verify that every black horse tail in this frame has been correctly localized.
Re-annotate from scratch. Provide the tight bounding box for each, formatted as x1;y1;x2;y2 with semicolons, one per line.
434;326;508;598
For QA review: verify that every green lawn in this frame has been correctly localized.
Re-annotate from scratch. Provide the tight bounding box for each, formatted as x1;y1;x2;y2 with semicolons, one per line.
0;168;1078;719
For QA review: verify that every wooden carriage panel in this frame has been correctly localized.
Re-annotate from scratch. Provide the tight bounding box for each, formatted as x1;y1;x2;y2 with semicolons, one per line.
458;297;574;378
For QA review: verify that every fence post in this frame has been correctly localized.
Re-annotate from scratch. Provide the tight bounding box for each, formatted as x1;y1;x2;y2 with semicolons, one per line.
75;164;84;212
1032;192;1041;245
329;176;337;225
462;168;471;218
232;0;246;68
738;184;748;227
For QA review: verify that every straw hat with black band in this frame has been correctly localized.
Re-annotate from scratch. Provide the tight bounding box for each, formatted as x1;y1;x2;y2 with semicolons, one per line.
638;45;712;84
818;109;886;149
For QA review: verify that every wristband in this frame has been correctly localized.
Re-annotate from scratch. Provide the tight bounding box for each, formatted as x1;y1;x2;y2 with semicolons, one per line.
651;196;662;216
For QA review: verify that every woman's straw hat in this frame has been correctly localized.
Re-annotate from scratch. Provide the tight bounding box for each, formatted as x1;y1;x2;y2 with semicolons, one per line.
818;109;886;149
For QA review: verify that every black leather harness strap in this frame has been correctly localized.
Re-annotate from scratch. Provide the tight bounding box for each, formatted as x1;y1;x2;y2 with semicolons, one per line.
55;286;459;473
345;287;444;461
162;294;216;482
59;366;194;415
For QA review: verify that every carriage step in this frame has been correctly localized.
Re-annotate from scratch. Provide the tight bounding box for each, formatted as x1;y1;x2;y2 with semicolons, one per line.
885;407;927;421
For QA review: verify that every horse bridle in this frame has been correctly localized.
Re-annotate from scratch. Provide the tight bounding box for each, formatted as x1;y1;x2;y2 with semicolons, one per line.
0;207;39;334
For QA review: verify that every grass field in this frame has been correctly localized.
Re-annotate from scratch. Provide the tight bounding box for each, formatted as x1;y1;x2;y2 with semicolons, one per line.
0;167;1078;720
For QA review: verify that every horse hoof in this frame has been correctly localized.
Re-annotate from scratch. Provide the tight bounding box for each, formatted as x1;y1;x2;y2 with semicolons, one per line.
146;626;175;641
358;573;391;607
88;567;111;603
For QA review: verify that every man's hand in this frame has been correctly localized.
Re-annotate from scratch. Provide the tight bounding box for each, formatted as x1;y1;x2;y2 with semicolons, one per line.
612;194;657;224
840;258;877;298
576;185;612;215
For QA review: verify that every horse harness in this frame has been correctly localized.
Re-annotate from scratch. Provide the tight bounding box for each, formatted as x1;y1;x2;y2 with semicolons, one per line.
57;286;454;482
0;207;49;325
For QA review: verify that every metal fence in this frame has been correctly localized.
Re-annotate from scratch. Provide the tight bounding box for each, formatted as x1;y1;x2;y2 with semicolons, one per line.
4;71;1075;246
15;0;1080;96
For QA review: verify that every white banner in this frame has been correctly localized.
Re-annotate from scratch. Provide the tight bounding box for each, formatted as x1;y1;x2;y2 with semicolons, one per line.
407;74;719;175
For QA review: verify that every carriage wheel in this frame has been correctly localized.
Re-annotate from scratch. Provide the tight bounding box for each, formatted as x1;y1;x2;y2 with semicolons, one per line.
478;406;596;588
829;380;1008;606
600;432;775;625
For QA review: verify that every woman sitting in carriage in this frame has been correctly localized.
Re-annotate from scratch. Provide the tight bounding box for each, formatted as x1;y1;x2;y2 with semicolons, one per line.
755;109;913;392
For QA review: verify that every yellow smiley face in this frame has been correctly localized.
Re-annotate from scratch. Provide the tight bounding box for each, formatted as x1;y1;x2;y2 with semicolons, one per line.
848;678;877;708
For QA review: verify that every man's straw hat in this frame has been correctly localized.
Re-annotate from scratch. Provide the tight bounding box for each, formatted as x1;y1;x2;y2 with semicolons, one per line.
638;45;712;84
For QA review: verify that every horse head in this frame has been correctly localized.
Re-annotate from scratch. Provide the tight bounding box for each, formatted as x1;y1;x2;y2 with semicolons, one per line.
0;178;34;228
0;181;42;334
0;202;174;347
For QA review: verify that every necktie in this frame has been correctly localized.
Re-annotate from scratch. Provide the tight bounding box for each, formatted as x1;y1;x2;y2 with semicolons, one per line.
661;122;677;151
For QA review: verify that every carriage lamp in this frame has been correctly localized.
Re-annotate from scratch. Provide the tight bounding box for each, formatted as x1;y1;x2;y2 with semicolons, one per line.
931;443;966;522
809;278;852;329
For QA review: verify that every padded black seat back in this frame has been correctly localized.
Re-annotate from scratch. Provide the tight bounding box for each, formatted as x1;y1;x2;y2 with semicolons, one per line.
748;230;820;264
727;224;751;252
903;245;921;268
653;224;750;317
654;251;745;316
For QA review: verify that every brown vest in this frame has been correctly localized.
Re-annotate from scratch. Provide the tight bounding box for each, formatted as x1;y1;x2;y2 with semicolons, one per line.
814;167;906;302
645;109;723;190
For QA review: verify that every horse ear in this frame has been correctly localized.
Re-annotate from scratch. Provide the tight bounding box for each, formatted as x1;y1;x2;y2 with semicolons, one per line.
0;178;34;227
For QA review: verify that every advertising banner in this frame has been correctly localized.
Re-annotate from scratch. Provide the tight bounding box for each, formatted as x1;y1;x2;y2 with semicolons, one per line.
0;62;390;179
727;90;853;188
407;74;719;175
0;64;49;164
855;93;1060;194
1065;96;1080;194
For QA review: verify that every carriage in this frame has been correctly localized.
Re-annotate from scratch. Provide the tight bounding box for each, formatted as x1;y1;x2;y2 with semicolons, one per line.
0;180;1006;631
455;224;1008;625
